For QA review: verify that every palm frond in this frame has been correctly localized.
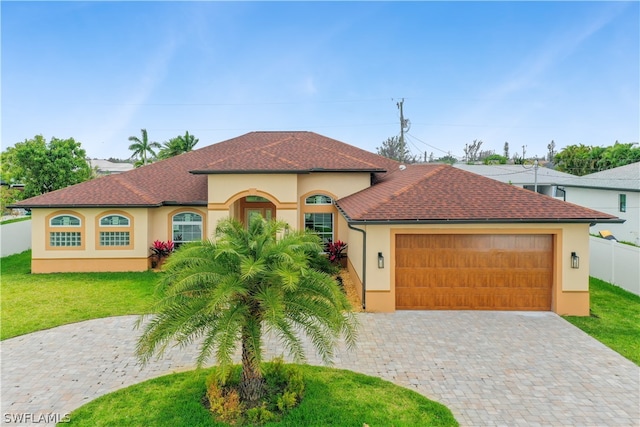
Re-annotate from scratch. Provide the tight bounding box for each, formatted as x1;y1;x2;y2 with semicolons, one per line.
205;303;246;371
266;317;306;363
239;257;266;281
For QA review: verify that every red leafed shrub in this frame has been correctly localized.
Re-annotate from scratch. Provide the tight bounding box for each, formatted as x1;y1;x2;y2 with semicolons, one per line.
150;240;174;258
327;240;347;264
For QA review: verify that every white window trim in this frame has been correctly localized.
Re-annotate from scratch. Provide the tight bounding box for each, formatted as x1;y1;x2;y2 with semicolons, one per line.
50;215;81;227
305;194;333;205
99;214;130;227
304;212;334;243
172;212;203;243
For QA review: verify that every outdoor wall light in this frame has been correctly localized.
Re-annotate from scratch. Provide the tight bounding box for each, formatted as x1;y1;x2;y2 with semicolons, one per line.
378;252;384;269
571;252;580;269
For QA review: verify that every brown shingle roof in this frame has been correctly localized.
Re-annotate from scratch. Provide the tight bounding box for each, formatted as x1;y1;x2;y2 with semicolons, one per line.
13;131;621;224
192;131;398;173
335;164;620;223
14;131;398;208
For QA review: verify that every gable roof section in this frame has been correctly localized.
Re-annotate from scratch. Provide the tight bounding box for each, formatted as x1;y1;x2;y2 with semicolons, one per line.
14;132;398;208
336;164;620;223
560;162;640;191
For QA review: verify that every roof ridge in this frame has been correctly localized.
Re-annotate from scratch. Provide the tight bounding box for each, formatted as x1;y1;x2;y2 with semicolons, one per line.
311;140;385;169
260;135;308;168
259;146;302;168
112;175;158;204
384;164;447;201
205;134;299;168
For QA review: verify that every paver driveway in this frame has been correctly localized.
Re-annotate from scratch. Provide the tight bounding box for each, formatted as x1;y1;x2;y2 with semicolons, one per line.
1;311;638;426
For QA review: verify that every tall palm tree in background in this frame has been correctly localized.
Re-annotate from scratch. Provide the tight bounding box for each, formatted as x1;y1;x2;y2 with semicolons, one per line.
136;216;358;406
128;129;161;166
158;131;199;160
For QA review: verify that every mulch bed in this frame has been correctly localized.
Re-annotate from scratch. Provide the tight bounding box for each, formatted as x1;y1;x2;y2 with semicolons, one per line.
336;268;363;312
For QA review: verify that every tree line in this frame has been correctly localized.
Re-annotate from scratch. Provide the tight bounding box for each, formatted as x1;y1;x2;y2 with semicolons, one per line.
376;136;639;175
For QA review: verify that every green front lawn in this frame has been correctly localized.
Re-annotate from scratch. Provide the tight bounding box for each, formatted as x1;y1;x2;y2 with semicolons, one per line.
1;251;158;340
64;365;458;426
564;277;640;365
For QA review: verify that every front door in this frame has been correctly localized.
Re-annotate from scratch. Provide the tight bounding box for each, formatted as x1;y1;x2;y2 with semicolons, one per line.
241;196;276;226
245;207;274;225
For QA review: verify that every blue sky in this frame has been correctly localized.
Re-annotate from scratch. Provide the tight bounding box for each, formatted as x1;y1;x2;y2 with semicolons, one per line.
2;1;638;161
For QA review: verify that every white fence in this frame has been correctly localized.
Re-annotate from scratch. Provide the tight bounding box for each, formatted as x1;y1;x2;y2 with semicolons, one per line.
0;219;32;258
589;236;640;296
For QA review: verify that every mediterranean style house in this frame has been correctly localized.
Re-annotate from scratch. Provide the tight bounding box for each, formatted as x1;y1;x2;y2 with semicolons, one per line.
13;132;622;316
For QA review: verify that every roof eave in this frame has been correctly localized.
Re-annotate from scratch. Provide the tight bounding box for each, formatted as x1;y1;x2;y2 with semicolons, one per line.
10;200;208;209
559;184;640;192
9;203;162;209
342;218;625;225
189;168;387;175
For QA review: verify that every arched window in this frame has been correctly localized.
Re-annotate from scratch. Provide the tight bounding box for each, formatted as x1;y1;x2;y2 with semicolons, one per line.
303;194;335;244
100;215;129;227
305;194;333;205
98;214;132;247
172;212;203;246
50;215;81;227
49;214;82;247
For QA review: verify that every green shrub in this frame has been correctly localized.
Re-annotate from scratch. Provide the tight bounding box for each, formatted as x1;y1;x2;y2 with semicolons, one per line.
245;403;276;424
205;360;305;425
206;372;243;424
277;391;297;412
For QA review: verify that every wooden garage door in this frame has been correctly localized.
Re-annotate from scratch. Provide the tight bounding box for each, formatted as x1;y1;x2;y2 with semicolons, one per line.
395;234;552;310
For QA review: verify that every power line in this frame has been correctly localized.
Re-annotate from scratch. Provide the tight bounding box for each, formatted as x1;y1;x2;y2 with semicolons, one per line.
4;97;410;108
405;133;453;156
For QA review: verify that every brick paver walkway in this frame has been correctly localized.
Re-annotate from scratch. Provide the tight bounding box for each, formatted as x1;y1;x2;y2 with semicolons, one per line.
1;311;638;426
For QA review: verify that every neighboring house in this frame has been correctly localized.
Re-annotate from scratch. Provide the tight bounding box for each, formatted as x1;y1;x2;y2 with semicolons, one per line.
88;159;135;175
560;162;640;245
13;132;621;316
453;164;576;198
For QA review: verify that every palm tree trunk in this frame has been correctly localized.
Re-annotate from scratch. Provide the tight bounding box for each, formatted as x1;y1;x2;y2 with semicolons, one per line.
239;338;265;406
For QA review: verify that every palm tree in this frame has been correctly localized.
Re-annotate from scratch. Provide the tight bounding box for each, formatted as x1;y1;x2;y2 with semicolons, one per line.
128;129;161;166
135;216;358;405
158;131;199;160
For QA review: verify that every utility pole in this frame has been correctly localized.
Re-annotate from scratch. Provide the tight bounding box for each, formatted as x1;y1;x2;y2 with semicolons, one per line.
397;99;406;157
397;98;410;160
534;159;539;193
522;145;527;160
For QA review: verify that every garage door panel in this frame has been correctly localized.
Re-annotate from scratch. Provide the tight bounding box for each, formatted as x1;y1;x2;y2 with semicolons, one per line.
395;234;552;311
397;288;551;311
397;268;551;287
399;249;550;270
